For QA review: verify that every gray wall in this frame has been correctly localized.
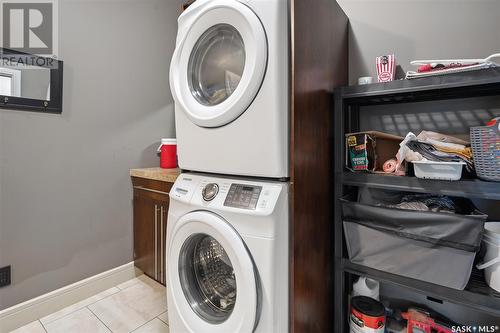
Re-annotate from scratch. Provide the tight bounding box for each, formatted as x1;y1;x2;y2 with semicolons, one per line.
338;0;500;84
0;0;181;310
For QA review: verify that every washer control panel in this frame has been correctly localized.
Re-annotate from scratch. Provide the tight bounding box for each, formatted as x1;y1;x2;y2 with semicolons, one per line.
171;173;286;215
224;184;262;210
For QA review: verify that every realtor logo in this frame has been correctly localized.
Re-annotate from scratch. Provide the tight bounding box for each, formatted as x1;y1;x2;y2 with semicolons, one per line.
1;0;57;55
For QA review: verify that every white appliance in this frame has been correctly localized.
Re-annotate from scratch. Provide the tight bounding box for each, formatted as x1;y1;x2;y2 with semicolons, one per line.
166;173;289;332
170;0;289;178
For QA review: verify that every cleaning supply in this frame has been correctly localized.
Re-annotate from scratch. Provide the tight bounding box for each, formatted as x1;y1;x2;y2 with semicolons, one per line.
402;308;452;333
352;277;380;300
350;296;385;333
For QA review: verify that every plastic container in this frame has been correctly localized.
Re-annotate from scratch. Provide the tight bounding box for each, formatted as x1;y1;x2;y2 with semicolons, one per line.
470;118;500;182
352;277;380;301
477;222;500;292
341;196;487;290
158;138;177;169
412;160;465;181
485;221;500;237
350;296;385;333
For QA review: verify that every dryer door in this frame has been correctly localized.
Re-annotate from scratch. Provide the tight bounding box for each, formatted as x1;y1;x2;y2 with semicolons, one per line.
167;211;261;332
170;0;267;128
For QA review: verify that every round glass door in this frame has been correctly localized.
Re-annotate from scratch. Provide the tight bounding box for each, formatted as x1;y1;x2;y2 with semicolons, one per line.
170;0;267;127
188;24;245;107
179;233;237;324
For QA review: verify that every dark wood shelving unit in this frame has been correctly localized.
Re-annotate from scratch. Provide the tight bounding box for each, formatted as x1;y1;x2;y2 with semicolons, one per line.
333;68;500;332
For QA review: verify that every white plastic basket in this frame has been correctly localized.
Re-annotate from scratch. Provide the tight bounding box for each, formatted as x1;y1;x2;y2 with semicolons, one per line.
412;160;465;181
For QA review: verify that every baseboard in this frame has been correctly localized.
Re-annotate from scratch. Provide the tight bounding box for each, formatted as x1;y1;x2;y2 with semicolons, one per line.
0;262;140;333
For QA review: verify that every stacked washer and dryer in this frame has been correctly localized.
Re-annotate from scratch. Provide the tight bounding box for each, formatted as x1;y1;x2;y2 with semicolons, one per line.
166;0;290;332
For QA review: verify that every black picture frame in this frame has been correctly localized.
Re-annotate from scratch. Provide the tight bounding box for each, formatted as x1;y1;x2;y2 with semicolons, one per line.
0;48;63;114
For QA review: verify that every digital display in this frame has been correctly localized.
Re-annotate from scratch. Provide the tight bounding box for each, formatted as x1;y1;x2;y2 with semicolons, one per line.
224;184;262;210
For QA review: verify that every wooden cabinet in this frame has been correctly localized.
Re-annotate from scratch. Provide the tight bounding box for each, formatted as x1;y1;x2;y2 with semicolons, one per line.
132;176;173;285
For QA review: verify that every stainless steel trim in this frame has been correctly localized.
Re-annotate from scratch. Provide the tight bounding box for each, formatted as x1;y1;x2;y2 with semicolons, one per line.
154;204;158;280
133;186;170;196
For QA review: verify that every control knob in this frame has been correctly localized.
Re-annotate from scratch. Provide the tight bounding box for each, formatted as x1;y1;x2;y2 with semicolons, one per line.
202;183;219;201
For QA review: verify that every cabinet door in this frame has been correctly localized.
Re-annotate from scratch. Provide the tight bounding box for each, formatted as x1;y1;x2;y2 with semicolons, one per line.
133;194;156;278
132;177;172;284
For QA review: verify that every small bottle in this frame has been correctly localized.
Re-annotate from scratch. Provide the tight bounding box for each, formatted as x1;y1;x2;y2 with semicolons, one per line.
352;276;380;301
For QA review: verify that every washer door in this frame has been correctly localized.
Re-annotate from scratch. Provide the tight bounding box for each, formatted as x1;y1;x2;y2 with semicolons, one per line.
170;0;267;128
168;211;260;332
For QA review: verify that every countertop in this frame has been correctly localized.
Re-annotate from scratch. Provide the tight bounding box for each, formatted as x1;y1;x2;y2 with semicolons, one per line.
130;167;181;183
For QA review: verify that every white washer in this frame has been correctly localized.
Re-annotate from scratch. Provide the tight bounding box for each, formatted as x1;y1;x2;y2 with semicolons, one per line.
166;173;289;333
170;0;289;178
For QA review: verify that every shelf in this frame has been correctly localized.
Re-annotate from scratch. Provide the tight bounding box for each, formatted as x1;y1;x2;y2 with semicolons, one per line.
342;172;500;200
343;259;500;316
334;67;500;331
338;67;500;104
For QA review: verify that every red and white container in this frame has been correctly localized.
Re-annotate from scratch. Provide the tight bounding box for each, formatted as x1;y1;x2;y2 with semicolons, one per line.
376;54;396;82
158;138;177;169
350;296;385;333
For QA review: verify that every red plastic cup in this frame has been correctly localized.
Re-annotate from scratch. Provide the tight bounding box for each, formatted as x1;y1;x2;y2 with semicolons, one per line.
158;138;177;169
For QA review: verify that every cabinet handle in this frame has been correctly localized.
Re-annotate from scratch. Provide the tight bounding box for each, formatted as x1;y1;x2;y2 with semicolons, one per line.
160;206;164;284
154;204;158;280
134;186;170;196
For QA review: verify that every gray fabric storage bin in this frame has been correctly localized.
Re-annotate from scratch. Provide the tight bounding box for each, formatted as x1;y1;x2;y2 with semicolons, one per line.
342;198;487;290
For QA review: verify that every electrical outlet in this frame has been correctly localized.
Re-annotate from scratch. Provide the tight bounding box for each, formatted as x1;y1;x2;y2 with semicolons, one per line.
0;266;11;287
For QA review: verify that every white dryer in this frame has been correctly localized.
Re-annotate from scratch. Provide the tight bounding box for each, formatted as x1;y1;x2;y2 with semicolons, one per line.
166;173;289;332
170;0;289;178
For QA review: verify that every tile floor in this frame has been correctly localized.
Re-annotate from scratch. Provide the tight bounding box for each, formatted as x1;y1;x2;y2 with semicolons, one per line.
11;275;169;333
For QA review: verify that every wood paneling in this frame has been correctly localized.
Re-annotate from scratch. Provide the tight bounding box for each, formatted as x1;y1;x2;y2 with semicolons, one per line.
290;0;348;332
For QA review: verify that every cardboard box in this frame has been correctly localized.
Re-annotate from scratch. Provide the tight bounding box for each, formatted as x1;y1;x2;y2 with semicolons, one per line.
346;131;403;172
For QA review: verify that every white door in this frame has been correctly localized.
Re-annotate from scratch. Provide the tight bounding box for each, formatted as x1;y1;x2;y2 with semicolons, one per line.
167;211;260;332
170;0;267;128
